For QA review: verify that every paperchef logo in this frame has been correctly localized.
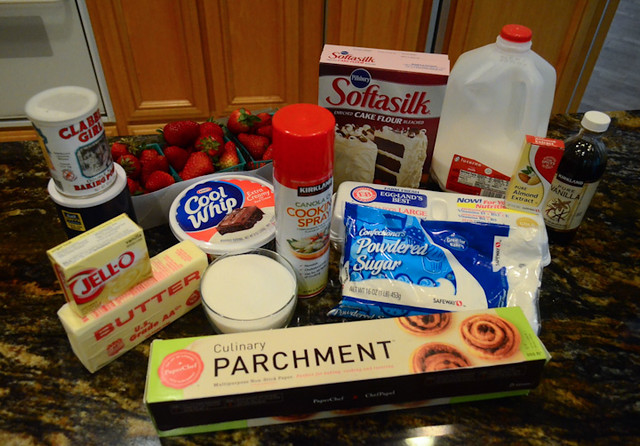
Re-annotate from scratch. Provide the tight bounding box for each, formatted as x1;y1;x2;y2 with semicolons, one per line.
177;181;244;231
159;350;204;389
69;251;136;304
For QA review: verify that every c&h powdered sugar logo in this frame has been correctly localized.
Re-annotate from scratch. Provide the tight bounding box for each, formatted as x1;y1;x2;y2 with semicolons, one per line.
158;349;204;389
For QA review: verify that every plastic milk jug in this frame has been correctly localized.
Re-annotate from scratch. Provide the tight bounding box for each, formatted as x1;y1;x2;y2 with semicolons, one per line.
431;24;556;198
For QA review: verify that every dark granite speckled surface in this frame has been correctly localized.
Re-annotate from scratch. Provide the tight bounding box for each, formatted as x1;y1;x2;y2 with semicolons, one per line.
1;112;639;445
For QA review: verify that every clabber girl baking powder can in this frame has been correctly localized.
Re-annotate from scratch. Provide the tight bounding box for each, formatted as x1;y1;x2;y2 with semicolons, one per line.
26;86;115;197
272;104;335;297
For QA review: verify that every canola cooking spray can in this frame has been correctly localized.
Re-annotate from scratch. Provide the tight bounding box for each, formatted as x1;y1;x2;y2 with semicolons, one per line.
272;104;335;297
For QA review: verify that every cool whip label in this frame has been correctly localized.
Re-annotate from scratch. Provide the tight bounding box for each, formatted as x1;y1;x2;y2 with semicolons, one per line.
333;203;509;319
47;214;152;317
172;176;275;255
319;45;449;189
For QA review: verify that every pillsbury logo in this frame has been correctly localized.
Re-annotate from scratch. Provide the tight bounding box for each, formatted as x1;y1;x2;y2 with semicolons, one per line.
350;68;371;89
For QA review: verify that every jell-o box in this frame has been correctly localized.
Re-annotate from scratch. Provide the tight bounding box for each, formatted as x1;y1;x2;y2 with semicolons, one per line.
47;214;152;317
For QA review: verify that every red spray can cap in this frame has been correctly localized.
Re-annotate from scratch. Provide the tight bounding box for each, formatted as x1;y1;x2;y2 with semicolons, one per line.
272;104;335;188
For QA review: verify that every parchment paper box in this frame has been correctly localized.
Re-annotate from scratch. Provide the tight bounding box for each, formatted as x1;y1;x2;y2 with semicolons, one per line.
144;306;550;436
58;240;208;373
47;213;152;317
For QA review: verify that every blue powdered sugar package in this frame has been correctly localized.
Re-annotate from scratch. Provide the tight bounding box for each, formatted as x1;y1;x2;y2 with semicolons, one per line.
329;202;543;332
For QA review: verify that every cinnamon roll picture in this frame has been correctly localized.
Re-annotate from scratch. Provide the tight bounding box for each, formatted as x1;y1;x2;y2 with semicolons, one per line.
410;342;471;372
397;313;452;336
460;314;521;360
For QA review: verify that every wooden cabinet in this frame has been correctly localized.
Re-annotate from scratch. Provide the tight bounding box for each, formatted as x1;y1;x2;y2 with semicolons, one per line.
85;0;324;135
441;0;620;114
0;0;618;140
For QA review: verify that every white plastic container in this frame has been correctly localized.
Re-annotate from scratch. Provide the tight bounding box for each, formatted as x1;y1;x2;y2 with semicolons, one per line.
25;86;115;197
431;24;556;198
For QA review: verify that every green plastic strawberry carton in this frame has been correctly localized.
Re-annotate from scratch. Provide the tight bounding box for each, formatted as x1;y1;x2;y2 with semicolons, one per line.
221;108;275;170
110;119;246;229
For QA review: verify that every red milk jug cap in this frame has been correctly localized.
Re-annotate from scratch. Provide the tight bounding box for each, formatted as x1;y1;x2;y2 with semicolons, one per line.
272;104;335;187
500;24;533;43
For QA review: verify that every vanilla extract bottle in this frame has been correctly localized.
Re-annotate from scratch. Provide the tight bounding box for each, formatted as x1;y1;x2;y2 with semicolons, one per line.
542;111;611;243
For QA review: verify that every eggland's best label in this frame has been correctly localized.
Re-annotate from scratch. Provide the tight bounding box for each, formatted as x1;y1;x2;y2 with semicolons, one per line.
274;176;333;297
35;108;115;196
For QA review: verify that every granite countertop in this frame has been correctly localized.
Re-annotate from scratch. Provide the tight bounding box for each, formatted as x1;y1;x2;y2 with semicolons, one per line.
1;112;638;445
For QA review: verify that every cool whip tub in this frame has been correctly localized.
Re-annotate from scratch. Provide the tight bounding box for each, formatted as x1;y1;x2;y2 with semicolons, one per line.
169;174;276;259
200;248;297;333
26;86;115;197
48;163;137;238
47;214;152;317
58;240;207;373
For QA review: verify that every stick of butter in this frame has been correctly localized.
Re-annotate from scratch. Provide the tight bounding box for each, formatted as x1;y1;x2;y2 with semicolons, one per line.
58;240;208;373
47;214;153;317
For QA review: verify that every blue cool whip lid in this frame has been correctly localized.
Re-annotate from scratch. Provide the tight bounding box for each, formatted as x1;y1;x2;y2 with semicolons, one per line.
169;174;276;257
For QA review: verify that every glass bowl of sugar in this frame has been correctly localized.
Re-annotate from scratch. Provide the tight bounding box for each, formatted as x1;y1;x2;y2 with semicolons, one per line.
200;248;298;333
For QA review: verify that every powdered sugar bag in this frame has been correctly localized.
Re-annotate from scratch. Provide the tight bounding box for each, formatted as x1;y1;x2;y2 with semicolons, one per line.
330;203;544;333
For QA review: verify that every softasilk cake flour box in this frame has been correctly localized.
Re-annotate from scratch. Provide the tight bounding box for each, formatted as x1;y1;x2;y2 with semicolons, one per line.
318;45;449;190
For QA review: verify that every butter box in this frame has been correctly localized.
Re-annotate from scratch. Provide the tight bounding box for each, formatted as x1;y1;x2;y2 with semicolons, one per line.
144;306;550;436
58;240;208;373
48;213;152;317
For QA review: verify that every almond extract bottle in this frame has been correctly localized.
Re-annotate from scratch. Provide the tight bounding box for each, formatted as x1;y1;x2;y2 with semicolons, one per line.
272;104;335;297
542;111;610;243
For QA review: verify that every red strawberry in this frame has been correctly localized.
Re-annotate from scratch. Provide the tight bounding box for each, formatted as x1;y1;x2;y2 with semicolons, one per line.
253;112;272;130
145;171;175;192
161;120;200;147
163;145;190;171
218;149;239;170
238;133;269;159
111;142;129;161
199;121;224;139
180;152;215;180
255;124;272;139
223;140;237;154
262;144;274;160
139;148;160;165
117;153;142;179
141;155;169;184
227;108;260;134
195;134;224;159
126;178;144;196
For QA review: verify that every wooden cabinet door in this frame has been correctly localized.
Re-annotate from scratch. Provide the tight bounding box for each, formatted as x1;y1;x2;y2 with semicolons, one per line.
325;0;434;52
85;0;324;135
86;0;210;135
200;0;324;115
441;0;619;113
